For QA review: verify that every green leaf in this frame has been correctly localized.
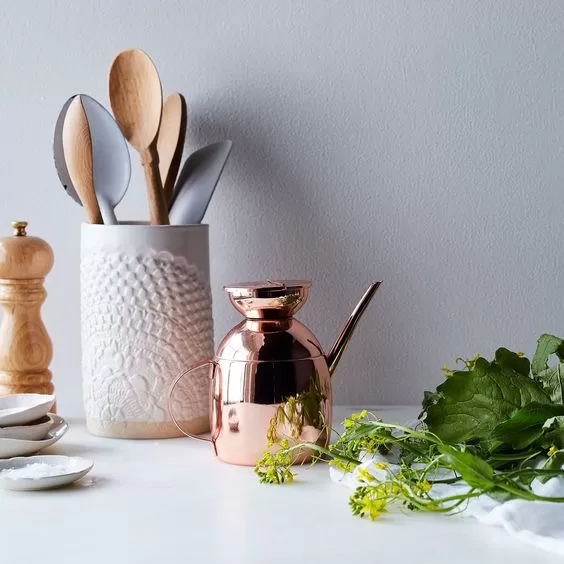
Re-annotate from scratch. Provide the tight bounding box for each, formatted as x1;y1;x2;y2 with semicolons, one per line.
535;365;564;404
540;450;564;483
424;356;550;443
489;403;564;450
495;348;530;378
487;448;545;471
530;334;564;403
438;445;495;490
419;390;441;419
537;417;564;450
531;334;564;376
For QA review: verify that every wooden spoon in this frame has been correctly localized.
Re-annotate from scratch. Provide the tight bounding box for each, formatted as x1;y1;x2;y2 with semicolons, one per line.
108;49;169;225
61;96;103;224
53;96;82;206
157;93;187;204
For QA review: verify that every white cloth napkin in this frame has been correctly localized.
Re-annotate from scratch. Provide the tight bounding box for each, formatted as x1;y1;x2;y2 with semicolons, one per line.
330;455;564;556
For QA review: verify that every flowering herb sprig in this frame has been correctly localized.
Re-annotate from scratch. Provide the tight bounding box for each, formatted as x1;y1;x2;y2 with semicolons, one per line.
254;439;296;484
256;334;564;520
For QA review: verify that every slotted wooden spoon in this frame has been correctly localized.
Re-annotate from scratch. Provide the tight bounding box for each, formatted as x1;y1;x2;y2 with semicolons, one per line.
61;96;102;224
157;93;187;204
108;49;169;224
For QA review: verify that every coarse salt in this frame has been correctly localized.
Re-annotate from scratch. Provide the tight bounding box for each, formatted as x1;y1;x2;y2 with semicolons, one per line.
0;462;74;480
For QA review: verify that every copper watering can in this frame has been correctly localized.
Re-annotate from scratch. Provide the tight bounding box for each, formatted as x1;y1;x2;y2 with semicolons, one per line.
168;280;381;466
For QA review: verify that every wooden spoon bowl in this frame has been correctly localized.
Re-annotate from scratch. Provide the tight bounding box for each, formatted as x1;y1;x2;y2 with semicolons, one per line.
108;49;169;224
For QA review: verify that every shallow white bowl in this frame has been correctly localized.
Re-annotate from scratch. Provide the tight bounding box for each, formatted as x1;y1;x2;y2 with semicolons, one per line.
0;414;54;441
0;394;55;427
0;415;68;459
0;455;93;491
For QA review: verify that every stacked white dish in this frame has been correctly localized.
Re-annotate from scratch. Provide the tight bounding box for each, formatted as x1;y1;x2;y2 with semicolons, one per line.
0;394;68;458
0;395;94;491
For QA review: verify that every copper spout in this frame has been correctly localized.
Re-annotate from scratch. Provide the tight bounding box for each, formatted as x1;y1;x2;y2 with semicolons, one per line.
326;281;382;376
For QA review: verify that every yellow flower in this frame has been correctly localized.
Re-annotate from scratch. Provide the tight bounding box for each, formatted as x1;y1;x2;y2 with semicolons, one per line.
343;409;368;429
464;354;480;368
417;480;431;493
361;496;387;521
548;445;559;457
329;459;356;473
357;467;376;483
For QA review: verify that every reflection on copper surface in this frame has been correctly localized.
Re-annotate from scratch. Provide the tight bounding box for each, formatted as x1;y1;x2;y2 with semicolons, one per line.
223;280;311;319
227;407;239;432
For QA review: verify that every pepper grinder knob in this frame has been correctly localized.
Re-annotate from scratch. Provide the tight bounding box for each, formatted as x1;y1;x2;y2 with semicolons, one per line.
0;221;55;402
12;221;28;236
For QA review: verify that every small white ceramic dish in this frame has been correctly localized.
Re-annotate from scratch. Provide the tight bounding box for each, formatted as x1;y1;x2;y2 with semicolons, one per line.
0;394;55;427
0;414;68;459
0;455;93;491
0;414;54;441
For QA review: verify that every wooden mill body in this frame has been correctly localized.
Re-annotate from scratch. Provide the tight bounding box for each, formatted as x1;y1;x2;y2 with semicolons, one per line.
0;222;54;399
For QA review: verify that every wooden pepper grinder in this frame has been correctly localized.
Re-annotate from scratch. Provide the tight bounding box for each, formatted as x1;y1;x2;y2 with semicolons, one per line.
0;221;55;400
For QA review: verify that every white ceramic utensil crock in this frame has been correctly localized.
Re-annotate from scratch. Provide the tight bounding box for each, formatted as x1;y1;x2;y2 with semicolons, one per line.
81;223;213;439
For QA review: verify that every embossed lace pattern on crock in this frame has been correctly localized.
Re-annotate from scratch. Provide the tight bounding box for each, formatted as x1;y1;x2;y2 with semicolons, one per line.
81;249;213;426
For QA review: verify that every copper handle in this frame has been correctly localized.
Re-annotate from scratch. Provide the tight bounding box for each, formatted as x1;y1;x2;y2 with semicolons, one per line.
168;360;219;454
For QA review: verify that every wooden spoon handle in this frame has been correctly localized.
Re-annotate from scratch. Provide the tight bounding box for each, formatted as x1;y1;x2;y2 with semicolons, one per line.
159;93;187;205
141;146;169;225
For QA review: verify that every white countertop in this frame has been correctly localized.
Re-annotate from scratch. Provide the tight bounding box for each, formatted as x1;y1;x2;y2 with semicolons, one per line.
2;406;562;564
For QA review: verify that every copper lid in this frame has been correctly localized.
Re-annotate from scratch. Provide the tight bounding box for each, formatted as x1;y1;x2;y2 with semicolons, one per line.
224;280;311;319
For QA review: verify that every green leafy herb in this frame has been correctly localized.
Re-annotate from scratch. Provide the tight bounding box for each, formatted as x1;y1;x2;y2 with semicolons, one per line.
532;334;564;403
489;403;564;450
541;448;564;482
424;350;549;443
532;334;564;374
437;446;495;490
257;334;564;521
254;439;296;484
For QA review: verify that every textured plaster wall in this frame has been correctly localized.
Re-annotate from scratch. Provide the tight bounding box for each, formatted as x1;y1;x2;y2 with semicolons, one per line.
0;0;563;415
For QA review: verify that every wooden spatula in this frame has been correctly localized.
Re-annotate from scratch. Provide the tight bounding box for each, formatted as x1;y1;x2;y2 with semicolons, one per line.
61;96;103;224
157;93;187;204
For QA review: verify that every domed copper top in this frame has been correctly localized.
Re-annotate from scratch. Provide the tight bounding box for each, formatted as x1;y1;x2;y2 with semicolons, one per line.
0;221;54;279
224;280;311;319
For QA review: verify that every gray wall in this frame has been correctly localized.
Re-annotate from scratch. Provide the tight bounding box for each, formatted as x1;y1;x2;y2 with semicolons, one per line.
1;0;563;416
